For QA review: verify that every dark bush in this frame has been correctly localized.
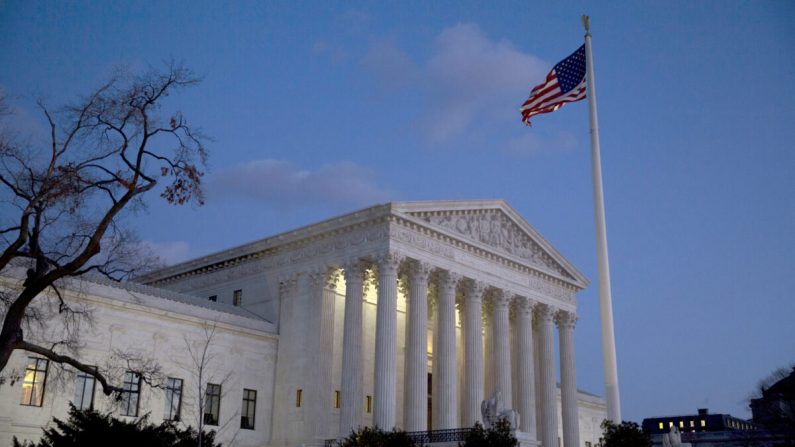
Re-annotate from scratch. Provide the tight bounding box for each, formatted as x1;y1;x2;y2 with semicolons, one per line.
12;404;220;447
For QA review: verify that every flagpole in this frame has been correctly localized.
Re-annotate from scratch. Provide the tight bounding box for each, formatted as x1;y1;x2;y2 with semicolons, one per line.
582;15;622;423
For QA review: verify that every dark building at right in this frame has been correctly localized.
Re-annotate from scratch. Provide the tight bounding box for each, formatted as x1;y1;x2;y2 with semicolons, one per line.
751;366;795;432
642;368;795;446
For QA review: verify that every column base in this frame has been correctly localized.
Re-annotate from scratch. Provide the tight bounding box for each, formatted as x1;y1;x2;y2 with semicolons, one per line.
516;431;541;447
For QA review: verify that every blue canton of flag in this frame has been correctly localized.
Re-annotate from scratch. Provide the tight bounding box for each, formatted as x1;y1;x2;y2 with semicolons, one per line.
520;45;587;125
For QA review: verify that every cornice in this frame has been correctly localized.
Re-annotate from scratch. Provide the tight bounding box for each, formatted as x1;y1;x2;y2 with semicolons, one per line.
143;211;392;286
138;203;393;284
139;200;587;296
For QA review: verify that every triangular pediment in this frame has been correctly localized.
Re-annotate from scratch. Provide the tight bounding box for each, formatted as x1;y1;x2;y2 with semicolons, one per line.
393;200;587;286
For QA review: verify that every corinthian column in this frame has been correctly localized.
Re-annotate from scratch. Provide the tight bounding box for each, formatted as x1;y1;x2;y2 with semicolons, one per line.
435;270;460;429
491;290;512;410
557;311;580;447
339;261;365;435
536;304;558;447
374;252;401;429
514;297;537;437
404;261;432;431
463;281;486;426
305;267;336;439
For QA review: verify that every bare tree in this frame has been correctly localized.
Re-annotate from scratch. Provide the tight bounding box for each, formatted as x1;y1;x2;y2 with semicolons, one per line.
182;323;237;447
0;63;207;396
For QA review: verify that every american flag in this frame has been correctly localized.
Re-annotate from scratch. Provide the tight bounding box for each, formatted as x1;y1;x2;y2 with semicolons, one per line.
520;45;587;125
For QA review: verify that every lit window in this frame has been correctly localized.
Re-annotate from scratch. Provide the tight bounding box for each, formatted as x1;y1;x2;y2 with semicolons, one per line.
335;390;341;409
296;389;303;407
20;358;49;406
669;421;674;428
233;289;242;306
690;421;695;428
120;372;141;417
679;421;684;428
659;423;664;430
700;420;706;427
241;389;256;430
209;295;217;302
73;368;96;410
366;395;372;413
164;377;183;421
204;383;221;425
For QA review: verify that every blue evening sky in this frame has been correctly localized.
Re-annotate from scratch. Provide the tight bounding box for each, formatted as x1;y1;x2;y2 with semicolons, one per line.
2;1;794;423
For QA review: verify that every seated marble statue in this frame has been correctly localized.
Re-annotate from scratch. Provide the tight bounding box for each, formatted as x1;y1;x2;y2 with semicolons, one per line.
662;425;690;447
480;391;520;429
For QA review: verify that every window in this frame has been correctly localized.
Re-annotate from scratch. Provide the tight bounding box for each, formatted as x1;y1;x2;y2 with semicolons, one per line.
241;389;256;430
679;421;684;428
73;368;96;410
334;390;341;409
690;420;695;428
658;422;664;430
204;383;221;425
120;372;141;416
586;442;592;447
700;420;706;428
233;289;242;306
296;389;303;407
209;295;217;302
164;377;183;421
20;358;49;406
366;395;372;413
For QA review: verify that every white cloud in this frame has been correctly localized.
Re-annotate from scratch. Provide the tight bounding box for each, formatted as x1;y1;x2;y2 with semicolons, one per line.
208;159;392;207
362;23;548;145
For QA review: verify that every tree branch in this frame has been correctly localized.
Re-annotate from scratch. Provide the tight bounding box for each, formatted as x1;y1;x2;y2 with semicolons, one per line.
16;340;123;396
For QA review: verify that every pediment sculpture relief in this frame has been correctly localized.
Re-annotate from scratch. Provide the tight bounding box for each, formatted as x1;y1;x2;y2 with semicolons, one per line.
414;211;571;278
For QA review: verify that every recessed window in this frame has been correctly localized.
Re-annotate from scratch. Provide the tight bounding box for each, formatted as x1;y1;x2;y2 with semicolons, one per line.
204;383;221;425
366;395;372;413
296;389;303;407
164;377;183;421
233;289;242;306
209;295;217;302
335;390;341;409
241;389;256;430
73;367;96;410
21;358;49;406
120;372;141;417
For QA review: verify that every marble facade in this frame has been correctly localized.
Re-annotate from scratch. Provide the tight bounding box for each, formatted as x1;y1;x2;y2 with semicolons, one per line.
0;200;606;447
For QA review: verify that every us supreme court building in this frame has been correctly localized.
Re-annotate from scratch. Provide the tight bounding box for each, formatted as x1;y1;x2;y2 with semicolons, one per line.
0;200;606;447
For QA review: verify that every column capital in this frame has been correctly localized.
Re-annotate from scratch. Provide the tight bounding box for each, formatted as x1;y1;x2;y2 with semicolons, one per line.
534;303;556;324
491;289;512;309
306;266;328;287
279;275;298;295
408;260;433;283
555;310;578;329
437;270;462;294
466;280;487;303
342;259;366;284
375;251;403;275
326;269;341;289
513;296;535;317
